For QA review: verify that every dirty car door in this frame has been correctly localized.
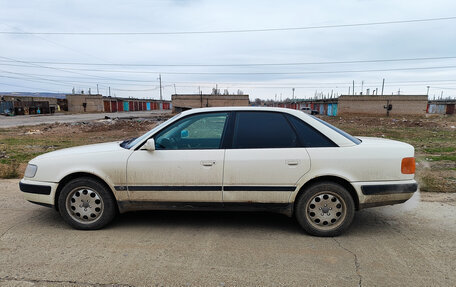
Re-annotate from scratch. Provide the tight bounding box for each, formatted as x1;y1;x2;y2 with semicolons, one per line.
126;112;228;203
223;111;311;203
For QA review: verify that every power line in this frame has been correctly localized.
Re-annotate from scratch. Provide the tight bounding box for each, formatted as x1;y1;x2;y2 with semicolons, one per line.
0;56;160;82
4;67;456;88
111;87;160;92
1;16;455;35
0;81;62;93
165;79;456;86
0;70;157;83
432;86;456;90
2;61;456;76
1;55;455;67
1;24;110;63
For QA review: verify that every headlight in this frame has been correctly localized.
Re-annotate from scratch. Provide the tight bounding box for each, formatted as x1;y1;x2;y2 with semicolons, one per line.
24;164;38;178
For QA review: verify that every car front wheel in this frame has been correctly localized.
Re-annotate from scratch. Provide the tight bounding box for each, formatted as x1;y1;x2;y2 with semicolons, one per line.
58;177;117;230
295;182;355;237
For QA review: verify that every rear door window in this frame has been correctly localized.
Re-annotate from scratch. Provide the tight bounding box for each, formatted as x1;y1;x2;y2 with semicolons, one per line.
232;112;297;148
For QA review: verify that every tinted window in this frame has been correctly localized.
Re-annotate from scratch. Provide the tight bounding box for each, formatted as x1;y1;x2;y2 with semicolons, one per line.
154;112;228;150
311;116;361;145
232;112;297;148
286;115;337;148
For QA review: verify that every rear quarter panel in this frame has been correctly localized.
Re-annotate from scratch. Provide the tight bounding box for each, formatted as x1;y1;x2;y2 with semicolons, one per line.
290;138;415;202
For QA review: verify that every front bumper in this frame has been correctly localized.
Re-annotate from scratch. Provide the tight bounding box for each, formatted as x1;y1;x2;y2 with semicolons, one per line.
353;180;418;209
19;179;58;208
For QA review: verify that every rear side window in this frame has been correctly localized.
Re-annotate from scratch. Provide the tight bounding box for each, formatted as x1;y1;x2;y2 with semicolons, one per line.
232;112;297;148
311;116;361;145
286;115;337;148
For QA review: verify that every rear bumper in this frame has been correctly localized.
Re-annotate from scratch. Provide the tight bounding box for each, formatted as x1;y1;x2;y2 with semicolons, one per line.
353;180;418;209
361;183;418;195
19;179;58;208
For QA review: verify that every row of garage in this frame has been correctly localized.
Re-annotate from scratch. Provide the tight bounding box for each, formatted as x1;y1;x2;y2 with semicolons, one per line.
276;102;338;116
103;99;171;113
427;102;455;115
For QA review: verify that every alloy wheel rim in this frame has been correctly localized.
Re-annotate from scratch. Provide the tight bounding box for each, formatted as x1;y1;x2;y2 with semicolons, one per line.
66;187;104;224
305;191;346;230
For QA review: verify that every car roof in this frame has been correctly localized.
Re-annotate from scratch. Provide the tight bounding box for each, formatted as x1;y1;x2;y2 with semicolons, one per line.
180;106;307;117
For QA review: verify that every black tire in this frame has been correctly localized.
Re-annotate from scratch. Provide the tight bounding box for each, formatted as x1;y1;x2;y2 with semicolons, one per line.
295;181;355;237
58;177;117;230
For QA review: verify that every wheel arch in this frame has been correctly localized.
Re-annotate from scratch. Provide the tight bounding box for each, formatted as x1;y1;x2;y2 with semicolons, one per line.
294;176;359;211
54;172;119;212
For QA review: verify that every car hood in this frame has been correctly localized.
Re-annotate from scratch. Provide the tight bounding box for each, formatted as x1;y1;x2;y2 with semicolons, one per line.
33;141;124;160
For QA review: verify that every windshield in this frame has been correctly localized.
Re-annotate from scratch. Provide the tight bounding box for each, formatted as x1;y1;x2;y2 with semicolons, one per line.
121;113;181;149
311;116;361;145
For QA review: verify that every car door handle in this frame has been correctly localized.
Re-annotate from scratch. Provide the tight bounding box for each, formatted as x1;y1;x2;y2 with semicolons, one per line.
201;160;215;167
287;160;299;166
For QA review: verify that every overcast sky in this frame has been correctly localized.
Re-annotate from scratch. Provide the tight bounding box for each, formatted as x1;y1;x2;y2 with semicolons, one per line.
1;0;456;100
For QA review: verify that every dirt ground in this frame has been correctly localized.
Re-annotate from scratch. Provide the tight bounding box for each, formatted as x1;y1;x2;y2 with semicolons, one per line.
1;179;456;286
1;112;455;192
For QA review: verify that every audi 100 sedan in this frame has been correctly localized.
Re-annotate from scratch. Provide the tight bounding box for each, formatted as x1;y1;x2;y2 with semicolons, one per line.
20;107;417;236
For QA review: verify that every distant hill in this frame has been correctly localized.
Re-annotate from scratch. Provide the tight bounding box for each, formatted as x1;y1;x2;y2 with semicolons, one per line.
0;92;67;99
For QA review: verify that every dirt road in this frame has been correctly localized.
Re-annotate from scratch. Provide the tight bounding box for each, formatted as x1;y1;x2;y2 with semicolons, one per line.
0;111;170;128
1;179;455;286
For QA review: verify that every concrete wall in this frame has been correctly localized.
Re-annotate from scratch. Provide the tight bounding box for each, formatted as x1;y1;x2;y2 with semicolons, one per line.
338;95;428;116
172;94;249;112
66;94;104;113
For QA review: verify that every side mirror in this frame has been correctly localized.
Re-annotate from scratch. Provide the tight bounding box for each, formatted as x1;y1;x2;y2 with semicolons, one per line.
142;138;155;151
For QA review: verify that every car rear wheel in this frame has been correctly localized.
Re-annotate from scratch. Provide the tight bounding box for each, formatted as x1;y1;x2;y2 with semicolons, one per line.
295;182;355;237
58;177;117;230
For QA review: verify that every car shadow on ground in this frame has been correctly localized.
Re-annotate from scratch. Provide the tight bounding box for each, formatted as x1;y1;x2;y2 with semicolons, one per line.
34;206;406;236
108;208;398;236
111;210;301;233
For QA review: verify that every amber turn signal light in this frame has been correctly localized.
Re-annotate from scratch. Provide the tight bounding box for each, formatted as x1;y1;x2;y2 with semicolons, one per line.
401;157;416;174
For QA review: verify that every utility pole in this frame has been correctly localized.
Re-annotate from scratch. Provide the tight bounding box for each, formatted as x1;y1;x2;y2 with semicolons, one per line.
109;86;111;97
173;84;177;94
352;80;355;95
361;81;364;95
426;86;430;96
381;78;385;95
96;84;99;95
292;88;295;100
158;74;163;101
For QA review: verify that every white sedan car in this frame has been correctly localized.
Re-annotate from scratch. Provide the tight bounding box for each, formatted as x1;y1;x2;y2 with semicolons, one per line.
20;107;417;236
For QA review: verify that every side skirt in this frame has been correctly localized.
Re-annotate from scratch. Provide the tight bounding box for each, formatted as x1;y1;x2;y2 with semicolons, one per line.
117;201;293;217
